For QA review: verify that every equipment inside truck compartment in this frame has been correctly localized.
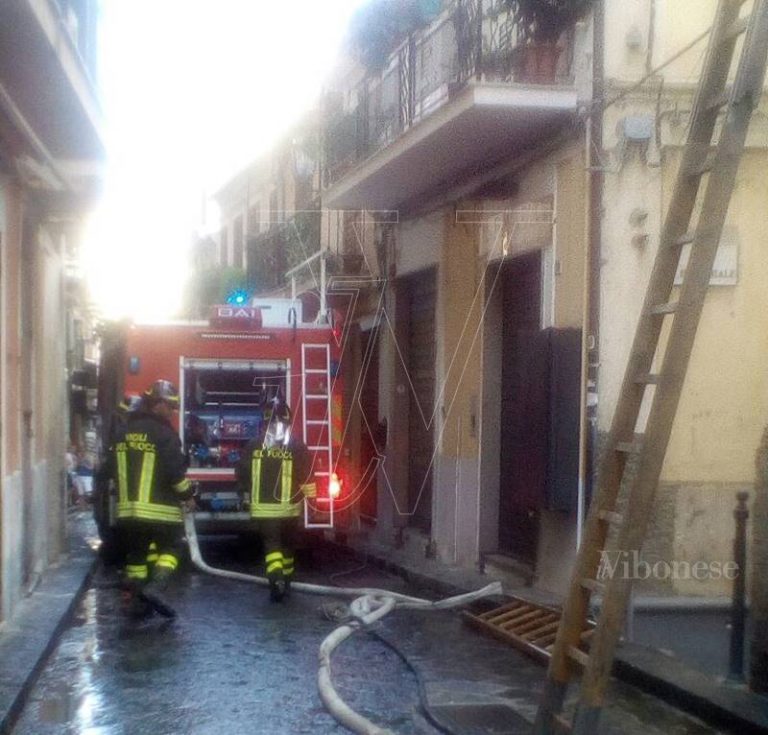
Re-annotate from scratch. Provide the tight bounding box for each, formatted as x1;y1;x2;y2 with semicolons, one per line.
182;359;288;470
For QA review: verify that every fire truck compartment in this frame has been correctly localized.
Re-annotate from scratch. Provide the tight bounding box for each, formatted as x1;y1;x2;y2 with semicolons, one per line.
181;358;288;473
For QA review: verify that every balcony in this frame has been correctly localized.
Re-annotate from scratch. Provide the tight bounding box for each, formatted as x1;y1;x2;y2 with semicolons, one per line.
0;0;104;162
323;0;584;211
246;209;324;295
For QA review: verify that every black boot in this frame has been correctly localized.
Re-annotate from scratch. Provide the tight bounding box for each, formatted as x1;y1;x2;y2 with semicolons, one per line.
269;577;286;602
141;567;177;619
282;557;294;599
265;551;285;603
122;580;154;620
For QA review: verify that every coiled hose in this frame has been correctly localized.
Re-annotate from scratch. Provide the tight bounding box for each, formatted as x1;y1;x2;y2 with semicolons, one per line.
184;514;501;735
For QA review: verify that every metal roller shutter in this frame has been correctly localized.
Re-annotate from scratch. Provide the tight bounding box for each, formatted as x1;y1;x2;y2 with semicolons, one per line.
406;269;436;533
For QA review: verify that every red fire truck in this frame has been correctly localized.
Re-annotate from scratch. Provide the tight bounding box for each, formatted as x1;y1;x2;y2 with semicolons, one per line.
97;298;347;541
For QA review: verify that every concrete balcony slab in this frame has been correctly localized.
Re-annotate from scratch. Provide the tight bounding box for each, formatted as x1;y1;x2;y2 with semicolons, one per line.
324;81;578;212
0;0;104;162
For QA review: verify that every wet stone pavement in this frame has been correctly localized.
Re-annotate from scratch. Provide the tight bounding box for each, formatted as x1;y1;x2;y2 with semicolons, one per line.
10;540;443;735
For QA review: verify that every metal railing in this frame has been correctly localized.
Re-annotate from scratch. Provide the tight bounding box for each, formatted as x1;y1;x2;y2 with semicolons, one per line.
324;0;574;184
246;208;325;294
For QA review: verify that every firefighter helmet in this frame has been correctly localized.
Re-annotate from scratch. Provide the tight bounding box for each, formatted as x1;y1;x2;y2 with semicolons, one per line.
144;379;180;408
118;394;142;414
262;394;291;447
264;395;291;422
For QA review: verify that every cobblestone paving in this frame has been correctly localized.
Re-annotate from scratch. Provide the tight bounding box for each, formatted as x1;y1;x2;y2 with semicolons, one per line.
11;541;441;735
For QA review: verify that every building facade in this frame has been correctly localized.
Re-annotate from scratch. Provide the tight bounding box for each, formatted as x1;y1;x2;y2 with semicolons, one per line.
210;0;766;600
320;0;767;599
0;0;103;621
321;0;593;595
598;0;768;596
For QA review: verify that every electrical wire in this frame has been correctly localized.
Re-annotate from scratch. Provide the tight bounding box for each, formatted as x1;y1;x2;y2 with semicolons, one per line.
597;26;712;114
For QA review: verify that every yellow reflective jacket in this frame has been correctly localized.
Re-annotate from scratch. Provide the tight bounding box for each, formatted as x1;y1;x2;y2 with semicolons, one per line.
237;438;314;519
106;412;192;524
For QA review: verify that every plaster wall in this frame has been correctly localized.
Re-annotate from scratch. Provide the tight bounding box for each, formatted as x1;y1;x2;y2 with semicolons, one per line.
598;114;768;594
1;181;22;477
603;0;764;88
0;186;71;619
662;150;768;484
431;209;482;566
0;471;22;621
599;148;768;480
597;144;664;434
396;213;441;276
37;235;68;561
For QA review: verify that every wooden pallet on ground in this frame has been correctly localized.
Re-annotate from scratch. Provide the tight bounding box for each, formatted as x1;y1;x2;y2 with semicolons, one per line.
463;598;594;665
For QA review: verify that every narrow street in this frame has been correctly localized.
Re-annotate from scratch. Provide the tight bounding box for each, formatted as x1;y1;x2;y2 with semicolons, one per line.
10;538;441;735
6;521;737;735
3;2;768;735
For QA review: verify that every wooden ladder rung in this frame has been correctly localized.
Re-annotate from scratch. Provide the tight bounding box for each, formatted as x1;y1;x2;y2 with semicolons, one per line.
580;578;605;594
723;15;749;42
567;646;591;668
615;440;640;454
673;231;696;247
499;609;550;630
635;373;660;385
650;301;678;315
517;615;558;636
478;601;522;620
703;90;730;111
687;151;717;177
524;620;561;641
487;605;533;626
536;633;559;647
598;509;623;525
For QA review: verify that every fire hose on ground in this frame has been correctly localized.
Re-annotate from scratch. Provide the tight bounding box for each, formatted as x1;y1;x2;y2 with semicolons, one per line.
183;513;502;735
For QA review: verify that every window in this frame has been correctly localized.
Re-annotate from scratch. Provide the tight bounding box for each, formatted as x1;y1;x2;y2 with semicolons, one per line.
233;215;244;268
269;191;278;230
248;204;260;235
220;225;229;265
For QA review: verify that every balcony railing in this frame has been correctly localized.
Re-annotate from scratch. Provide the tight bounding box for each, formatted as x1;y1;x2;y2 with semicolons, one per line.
246;209;323;294
324;0;575;185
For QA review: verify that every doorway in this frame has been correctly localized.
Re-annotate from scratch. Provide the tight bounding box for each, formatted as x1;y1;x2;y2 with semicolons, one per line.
498;252;547;563
403;269;436;533
358;327;380;522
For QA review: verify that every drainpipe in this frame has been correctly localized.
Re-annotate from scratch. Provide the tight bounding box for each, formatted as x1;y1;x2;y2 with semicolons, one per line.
577;0;604;548
577;114;592;549
646;0;656;76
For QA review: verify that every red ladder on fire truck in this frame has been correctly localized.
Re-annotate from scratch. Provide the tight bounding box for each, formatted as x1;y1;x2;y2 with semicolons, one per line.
301;343;335;529
534;1;768;732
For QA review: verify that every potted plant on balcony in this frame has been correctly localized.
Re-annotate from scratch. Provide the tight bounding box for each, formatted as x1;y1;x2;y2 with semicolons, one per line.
506;0;592;83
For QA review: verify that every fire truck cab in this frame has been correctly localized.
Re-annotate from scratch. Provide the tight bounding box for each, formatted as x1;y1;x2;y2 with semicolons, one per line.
97;298;346;540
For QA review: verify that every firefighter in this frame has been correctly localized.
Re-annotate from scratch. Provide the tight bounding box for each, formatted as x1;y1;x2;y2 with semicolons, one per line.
93;394;142;562
105;379;194;619
237;395;315;602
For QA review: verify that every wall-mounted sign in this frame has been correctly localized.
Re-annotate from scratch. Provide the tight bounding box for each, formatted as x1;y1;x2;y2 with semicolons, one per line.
674;225;739;286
